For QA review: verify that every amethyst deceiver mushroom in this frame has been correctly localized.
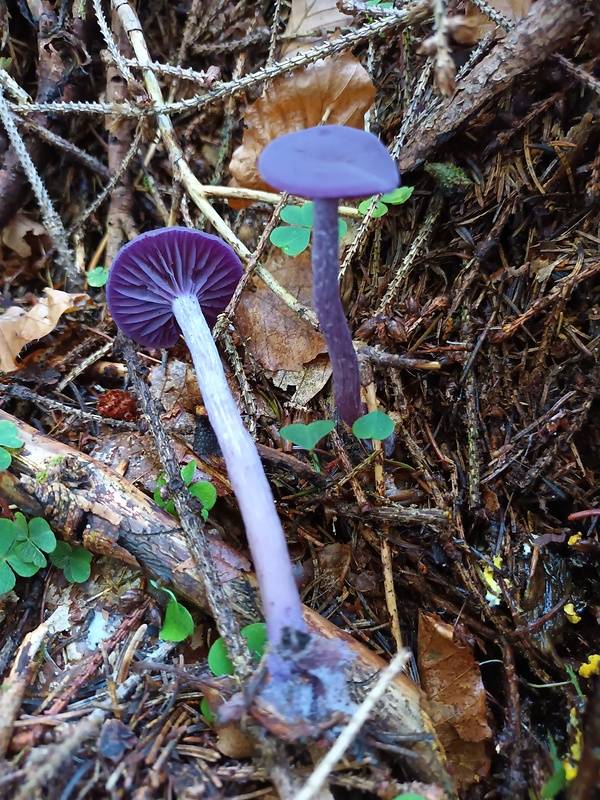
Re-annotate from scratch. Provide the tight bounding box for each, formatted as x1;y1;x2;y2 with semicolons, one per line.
258;126;399;425
106;227;307;647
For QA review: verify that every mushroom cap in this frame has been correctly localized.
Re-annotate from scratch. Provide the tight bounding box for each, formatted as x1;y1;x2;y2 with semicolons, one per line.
257;126;399;199
106;227;243;349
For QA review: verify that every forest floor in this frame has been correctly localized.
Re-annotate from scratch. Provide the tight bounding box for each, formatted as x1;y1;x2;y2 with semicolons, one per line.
0;0;599;798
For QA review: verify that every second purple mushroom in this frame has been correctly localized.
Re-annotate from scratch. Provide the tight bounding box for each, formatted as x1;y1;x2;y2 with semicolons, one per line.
258;125;400;425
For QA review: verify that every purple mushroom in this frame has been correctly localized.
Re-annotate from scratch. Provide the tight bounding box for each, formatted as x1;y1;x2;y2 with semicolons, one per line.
258;126;399;425
106;227;307;648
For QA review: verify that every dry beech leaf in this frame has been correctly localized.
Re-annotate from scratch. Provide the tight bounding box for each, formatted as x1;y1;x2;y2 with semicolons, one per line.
464;0;533;40
235;249;327;372
0;212;48;258
0;289;89;373
418;612;492;789
272;354;333;407
281;0;353;57
229;52;375;193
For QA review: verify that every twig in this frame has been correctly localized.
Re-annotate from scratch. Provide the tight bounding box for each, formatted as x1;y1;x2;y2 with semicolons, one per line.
12;1;431;119
293;650;411;800
0;86;75;282
377;195;444;313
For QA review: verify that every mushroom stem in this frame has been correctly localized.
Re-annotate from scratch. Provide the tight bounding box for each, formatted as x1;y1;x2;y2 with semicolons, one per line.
171;293;306;646
312;198;363;425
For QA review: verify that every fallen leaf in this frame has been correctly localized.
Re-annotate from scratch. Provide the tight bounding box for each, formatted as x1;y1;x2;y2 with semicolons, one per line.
0;212;48;257
418;612;492;789
229;52;375;193
464;0;533;40
235;249;327;372
273;354;333;407
281;0;353;57
0;289;90;373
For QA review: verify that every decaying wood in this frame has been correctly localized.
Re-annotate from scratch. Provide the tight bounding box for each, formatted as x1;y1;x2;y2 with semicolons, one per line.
0;409;455;793
398;0;583;171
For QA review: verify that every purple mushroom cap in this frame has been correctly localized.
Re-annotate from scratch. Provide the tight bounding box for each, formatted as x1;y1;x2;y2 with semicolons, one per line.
257;126;399;199
106;227;243;350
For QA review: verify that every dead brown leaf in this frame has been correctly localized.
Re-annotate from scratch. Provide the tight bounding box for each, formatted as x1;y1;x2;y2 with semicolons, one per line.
281;0;353;57
229;52;375;193
0;289;90;373
464;0;533;40
0;213;48;258
418;612;492;789
235;249;327;372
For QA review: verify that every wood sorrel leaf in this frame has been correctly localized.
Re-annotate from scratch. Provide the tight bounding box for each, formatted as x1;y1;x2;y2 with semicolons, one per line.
280;420;335;450
269;226;311;256
352;410;394;441
280;202;314;227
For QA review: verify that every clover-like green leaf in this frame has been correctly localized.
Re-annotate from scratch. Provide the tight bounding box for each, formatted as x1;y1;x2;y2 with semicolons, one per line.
280;202;314;227
160;595;195;642
7;553;40;577
381;186;414;205
0;519;16;556
352;410;395;441
280;420;335;451
207;622;267;677
49;541;92;583
358;198;389;218
0;561;16;594
26;517;56;553
180;460;197;486
87;267;110;287
270;226;311;256
0;420;24;449
189;481;217;521
13;541;46;568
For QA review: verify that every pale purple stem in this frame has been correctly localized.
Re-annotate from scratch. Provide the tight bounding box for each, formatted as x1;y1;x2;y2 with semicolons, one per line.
172;294;306;646
312;198;363;426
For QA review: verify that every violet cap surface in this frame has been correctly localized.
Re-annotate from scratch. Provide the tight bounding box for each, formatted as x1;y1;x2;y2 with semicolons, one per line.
257;126;399;199
106;227;243;349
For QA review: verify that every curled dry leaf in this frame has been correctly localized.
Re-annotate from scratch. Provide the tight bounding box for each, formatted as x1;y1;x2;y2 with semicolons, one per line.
281;0;353;57
229;52;375;193
235;249;327;372
418;612;492;790
464;0;534;41
0;212;48;258
0;289;89;373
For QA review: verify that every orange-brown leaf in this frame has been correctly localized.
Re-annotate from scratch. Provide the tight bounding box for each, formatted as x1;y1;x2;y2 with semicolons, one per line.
418;612;492;789
229;53;375;192
235;249;327;372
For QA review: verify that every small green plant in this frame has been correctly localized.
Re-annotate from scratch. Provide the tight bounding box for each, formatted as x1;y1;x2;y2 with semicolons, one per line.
541;736;567;798
352;410;395;441
201;622;267;721
270;202;347;256
391;795;427;800
154;460;217;520
150;581;195;642
365;0;394;8
0;513;56;593
280;420;335;451
0;420;24;470
280;420;335;471
49;541;93;583
357;186;414;218
86;266;109;288
207;622;267;676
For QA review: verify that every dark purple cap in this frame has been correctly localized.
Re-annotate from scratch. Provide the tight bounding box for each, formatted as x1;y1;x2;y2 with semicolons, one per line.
106;227;243;349
257;126;399;199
